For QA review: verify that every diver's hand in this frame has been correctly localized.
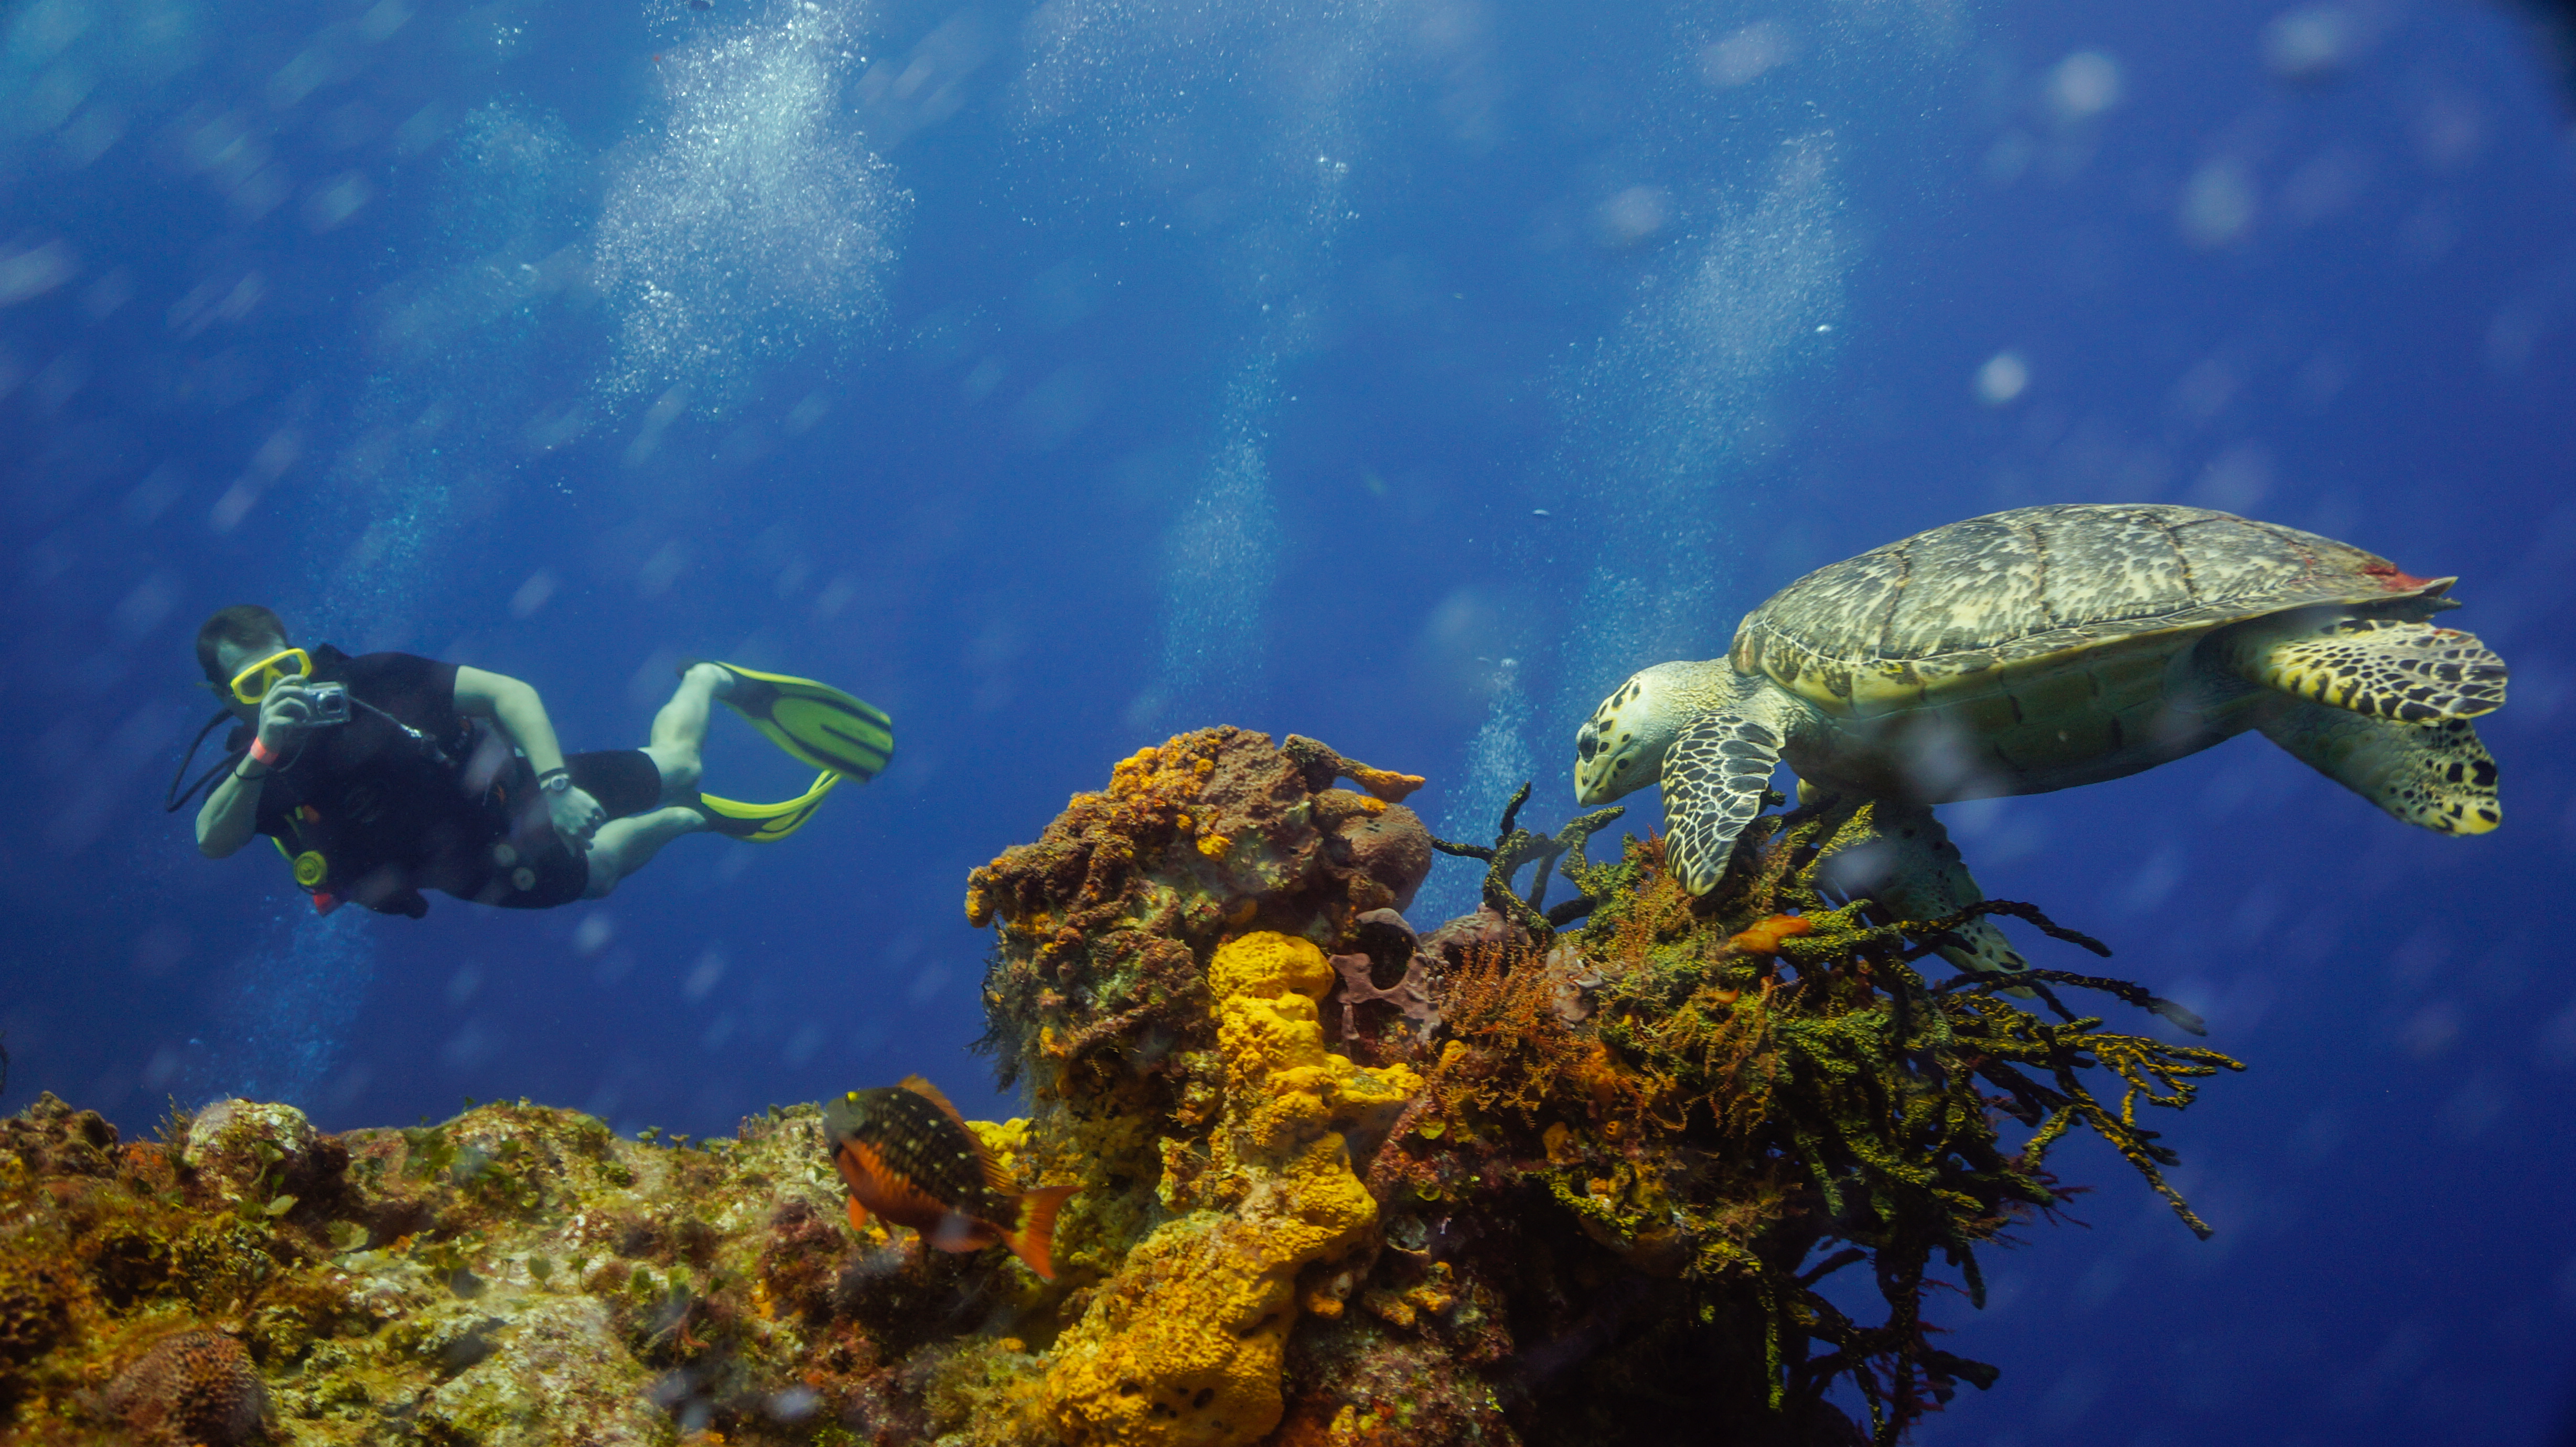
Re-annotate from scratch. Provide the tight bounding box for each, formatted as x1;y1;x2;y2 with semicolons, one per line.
254;682;319;753
548;784;606;847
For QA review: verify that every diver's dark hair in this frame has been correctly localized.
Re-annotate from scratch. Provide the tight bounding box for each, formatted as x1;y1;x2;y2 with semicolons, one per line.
195;605;290;686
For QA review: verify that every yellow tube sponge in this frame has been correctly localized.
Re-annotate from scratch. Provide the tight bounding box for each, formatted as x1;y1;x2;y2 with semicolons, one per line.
1042;932;1421;1447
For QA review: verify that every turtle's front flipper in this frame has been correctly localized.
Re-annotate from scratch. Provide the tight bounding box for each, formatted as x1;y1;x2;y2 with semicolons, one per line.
1660;707;1787;895
2226;616;2507;722
2258;703;2500;835
1812;803;2032;984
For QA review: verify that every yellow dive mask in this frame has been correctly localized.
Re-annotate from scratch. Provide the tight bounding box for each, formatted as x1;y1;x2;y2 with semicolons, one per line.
228;647;312;705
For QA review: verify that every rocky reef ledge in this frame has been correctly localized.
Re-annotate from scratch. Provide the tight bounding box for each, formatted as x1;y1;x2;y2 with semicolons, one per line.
0;728;2238;1447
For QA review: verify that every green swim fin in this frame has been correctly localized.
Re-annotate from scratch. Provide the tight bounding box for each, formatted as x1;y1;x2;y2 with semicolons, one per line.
697;660;895;781
696;770;842;843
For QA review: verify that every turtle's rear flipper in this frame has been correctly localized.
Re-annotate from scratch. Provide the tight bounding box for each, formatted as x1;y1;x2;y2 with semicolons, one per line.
2258;702;2500;835
1814;802;2034;993
2235;617;2507;721
1660;708;1786;895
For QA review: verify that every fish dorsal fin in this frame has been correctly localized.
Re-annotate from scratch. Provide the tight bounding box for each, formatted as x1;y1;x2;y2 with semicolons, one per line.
900;1075;966;1125
900;1075;1015;1195
974;1133;1015;1196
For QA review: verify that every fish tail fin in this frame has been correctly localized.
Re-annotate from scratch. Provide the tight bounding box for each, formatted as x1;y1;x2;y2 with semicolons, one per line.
1005;1185;1081;1280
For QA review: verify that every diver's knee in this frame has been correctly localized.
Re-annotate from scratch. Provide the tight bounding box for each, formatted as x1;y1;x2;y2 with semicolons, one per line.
645;744;701;797
577;832;632;900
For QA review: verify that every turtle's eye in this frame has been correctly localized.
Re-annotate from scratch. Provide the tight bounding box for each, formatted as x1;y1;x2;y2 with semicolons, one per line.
1577;726;1598;762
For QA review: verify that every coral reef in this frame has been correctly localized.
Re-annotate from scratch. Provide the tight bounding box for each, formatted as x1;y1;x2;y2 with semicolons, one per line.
970;736;2239;1447
0;1087;958;1445
0;729;2239;1447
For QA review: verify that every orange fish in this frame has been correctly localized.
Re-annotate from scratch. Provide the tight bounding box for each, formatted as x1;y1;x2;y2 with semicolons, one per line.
1729;914;1813;955
820;1076;1078;1279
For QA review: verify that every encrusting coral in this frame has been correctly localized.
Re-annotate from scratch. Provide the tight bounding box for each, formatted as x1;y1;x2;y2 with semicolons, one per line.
0;728;2239;1447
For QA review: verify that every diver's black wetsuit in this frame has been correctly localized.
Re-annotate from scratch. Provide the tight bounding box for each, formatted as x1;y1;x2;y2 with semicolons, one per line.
237;646;662;916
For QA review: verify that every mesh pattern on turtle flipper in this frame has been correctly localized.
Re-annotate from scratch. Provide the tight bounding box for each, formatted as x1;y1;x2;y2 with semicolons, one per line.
2260;619;2508;721
2397;718;2503;834
2258;706;2502;835
1661;711;1781;894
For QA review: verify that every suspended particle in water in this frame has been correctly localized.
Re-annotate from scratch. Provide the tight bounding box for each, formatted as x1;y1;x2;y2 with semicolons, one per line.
2178;158;2258;248
1701;20;1794;89
2263;5;2359;83
2045;51;2124;123
1976;351;2030;406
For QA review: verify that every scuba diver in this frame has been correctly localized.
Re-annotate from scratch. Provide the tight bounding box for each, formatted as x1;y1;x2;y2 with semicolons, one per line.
169;605;893;919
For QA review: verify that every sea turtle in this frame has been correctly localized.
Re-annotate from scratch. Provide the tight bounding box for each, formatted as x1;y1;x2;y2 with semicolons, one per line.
1573;503;2506;978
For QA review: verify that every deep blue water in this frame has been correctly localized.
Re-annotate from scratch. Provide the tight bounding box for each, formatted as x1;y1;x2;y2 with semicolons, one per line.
6;0;2574;1440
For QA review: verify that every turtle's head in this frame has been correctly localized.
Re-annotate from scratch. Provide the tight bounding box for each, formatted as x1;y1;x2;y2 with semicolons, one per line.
1575;661;1720;804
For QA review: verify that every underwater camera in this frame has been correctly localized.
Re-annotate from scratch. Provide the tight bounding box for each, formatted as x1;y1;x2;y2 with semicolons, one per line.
306;682;351;727
164;679;349;814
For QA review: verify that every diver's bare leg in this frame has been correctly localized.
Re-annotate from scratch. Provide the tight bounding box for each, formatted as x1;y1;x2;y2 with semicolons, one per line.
641;662;735;804
581;806;708;899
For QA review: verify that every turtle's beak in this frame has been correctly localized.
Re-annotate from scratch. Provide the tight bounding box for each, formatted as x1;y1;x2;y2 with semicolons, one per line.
1575;720;1629;804
1577;728;1664;805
